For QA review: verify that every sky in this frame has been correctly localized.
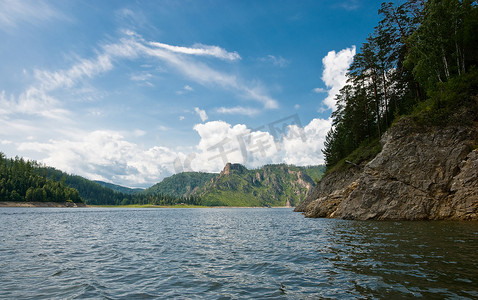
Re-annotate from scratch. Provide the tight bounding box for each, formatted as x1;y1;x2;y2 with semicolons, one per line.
0;0;383;188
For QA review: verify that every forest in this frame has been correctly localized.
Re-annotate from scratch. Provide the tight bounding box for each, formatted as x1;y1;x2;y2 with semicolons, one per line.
0;152;201;206
0;153;82;203
323;0;478;169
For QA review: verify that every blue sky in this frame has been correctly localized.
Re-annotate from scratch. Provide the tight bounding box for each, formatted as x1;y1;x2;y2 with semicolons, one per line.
0;0;383;187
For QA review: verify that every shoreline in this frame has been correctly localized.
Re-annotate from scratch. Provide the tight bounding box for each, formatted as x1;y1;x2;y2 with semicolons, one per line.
0;201;87;208
0;202;294;209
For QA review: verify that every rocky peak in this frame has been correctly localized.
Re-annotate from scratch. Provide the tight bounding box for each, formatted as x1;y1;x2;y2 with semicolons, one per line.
220;163;247;176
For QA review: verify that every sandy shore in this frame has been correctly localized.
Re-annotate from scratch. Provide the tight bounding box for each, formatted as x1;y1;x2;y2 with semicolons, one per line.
0;201;87;208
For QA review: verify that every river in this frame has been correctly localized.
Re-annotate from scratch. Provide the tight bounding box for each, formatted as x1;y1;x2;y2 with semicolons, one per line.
0;207;477;299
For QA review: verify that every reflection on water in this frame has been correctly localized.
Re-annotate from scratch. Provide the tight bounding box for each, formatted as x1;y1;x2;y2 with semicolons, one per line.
0;207;477;299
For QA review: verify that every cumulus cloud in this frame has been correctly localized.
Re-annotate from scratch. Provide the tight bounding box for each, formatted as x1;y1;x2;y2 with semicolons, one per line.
282;118;333;165
17;130;179;187
13;115;332;187
187;117;332;173
321;46;356;110
194;107;208;122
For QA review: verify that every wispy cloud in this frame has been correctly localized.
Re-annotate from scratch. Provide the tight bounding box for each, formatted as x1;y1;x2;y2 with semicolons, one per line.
176;85;194;95
0;0;64;30
149;42;241;61
2;31;278;124
34;55;114;91
312;87;326;93
216;106;260;116
336;0;360;11
261;55;289;67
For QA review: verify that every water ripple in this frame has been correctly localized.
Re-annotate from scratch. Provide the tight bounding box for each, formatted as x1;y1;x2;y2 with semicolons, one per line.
0;207;477;299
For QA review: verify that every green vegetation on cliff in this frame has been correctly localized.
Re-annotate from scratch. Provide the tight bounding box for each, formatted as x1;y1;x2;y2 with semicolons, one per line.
323;0;478;170
193;163;322;207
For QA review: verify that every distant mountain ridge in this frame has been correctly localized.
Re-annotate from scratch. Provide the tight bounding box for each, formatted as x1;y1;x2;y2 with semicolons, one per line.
2;150;324;207
94;181;144;195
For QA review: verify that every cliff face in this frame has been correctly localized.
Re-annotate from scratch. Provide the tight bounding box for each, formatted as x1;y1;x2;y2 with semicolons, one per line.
297;120;478;220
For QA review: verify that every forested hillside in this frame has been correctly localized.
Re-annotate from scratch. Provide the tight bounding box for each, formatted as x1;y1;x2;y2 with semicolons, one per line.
192;163;322;207
94;181;144;195
41;166;199;206
323;0;478;170
144;172;217;198
0;153;82;203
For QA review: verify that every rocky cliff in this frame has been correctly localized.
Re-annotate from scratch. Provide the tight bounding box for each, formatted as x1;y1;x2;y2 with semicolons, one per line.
296;119;478;220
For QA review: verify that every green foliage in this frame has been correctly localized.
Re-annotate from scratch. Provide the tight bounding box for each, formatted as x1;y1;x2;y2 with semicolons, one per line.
94;181;144;194
411;69;478;126
326;138;382;175
40;166;200;206
194;164;322;207
323;0;478;171
0;153;82;203
144;172;217;197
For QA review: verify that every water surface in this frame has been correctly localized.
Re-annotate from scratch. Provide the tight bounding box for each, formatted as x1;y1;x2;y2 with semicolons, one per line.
0;207;477;299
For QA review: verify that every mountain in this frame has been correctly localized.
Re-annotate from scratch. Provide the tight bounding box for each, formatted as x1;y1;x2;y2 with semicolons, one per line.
191;163;321;207
94;181;144;195
40;167;187;206
144;172;217;198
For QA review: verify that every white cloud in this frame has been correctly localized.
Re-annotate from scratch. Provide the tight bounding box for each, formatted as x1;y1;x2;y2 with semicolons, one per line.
0;0;64;29
149;41;241;61
216;106;260;116
282;118;333;165
35;54;114;91
321;46;356;110
2;32;278;125
194;107;208;122
1;31;288;186
17;130;179;188
312;87;326;93
261;55;289;67
337;1;360;11
189;117;332;173
176;85;194;95
12;116;332;187
130;72;152;81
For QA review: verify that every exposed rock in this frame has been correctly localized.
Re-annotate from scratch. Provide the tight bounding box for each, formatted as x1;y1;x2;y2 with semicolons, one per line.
294;165;362;212
299;119;478;220
221;163;247;176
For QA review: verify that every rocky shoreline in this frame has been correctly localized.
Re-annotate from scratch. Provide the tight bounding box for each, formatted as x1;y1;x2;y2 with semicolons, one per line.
0;201;87;208
295;119;478;220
